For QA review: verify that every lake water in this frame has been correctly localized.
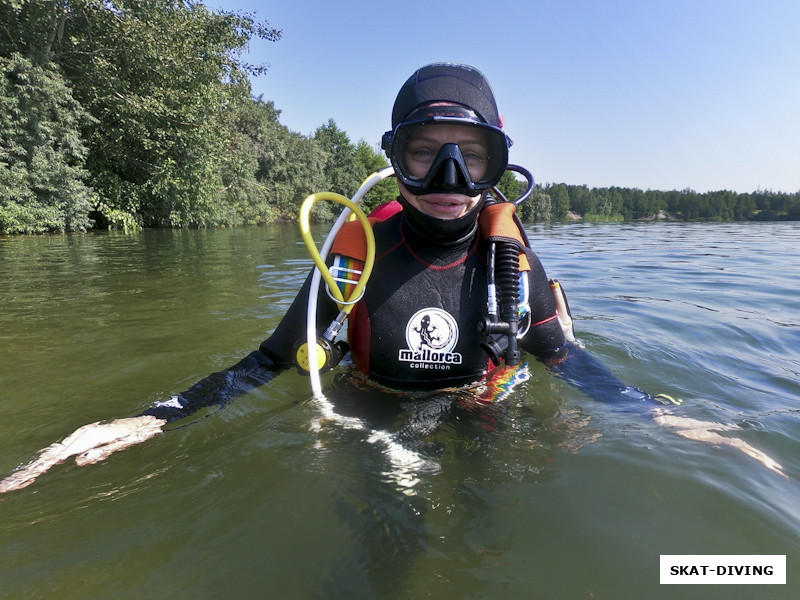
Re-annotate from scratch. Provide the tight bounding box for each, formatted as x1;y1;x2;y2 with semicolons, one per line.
1;221;798;599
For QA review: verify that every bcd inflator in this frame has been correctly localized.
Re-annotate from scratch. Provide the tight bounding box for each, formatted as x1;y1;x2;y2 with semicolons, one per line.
477;236;522;366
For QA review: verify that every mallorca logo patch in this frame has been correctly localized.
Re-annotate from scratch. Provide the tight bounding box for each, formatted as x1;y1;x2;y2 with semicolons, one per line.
398;308;462;369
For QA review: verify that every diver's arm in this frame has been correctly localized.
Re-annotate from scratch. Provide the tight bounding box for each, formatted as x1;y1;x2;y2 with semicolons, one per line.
141;265;340;421
517;250;571;355
0;415;167;493
544;343;786;477
0;349;286;494
520;304;660;408
0;268;338;493
518;251;657;408
139;350;282;422
258;265;341;365
517;257;785;476
543;342;660;409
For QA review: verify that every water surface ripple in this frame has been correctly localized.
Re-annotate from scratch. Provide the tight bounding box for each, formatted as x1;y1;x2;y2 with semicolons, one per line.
1;222;798;599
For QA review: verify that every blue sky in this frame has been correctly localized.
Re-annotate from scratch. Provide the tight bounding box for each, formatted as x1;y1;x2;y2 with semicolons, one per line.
207;0;799;194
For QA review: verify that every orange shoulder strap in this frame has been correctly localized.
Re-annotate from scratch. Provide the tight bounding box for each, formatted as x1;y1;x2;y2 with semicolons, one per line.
332;204;531;271
330;218;381;262
478;203;530;271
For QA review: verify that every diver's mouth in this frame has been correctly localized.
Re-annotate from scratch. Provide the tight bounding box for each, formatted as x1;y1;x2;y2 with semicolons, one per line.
419;196;470;217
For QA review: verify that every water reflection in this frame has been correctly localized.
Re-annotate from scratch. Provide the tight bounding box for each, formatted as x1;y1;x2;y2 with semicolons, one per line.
279;361;607;597
1;223;799;599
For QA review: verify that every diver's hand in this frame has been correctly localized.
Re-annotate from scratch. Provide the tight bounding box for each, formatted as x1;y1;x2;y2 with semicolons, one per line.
0;415;166;494
653;412;787;479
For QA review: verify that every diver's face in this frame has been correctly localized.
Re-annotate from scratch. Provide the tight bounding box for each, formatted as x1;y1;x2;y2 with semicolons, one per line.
397;123;488;220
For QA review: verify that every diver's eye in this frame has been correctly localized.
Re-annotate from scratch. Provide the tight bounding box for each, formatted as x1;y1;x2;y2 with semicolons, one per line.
408;148;435;162
462;151;488;166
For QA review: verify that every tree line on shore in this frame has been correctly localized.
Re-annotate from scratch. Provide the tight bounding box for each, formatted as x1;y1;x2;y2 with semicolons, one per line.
513;182;800;223
2;1;798;234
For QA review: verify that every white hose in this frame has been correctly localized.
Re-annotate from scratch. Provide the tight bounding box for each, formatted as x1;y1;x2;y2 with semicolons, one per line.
305;167;395;399
302;169;436;491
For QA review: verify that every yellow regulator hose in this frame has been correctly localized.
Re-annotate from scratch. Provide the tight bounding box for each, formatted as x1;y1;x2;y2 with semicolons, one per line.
299;192;375;313
299;167;394;398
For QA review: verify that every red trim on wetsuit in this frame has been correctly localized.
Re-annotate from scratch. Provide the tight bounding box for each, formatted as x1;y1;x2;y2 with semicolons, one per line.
530;313;559;327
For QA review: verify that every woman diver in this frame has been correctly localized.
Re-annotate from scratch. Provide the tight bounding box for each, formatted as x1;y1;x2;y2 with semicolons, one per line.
0;63;784;493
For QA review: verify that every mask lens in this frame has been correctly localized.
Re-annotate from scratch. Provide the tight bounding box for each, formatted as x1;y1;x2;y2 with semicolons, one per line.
390;120;509;191
402;124;488;181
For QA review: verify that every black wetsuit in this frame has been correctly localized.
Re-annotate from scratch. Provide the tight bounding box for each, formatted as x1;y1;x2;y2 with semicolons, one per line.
143;207;656;422
261;211;565;388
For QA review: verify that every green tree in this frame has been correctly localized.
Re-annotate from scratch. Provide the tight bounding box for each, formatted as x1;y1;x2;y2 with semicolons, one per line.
606;187;625;218
0;53;95;233
679;188;704;220
222;96;325;224
495;170;521;202
734;193;756;221
353;140;396;214
592;188;614;219
498;172;550;221
786;194;800;220
314;120;363;191
547;183;570;219
2;0;281;228
567;184;595;217
312;120;402;221
528;192;552;222
630;189;647;219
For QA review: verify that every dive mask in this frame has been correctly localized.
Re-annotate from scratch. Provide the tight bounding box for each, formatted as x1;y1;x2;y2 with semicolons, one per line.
382;107;512;197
